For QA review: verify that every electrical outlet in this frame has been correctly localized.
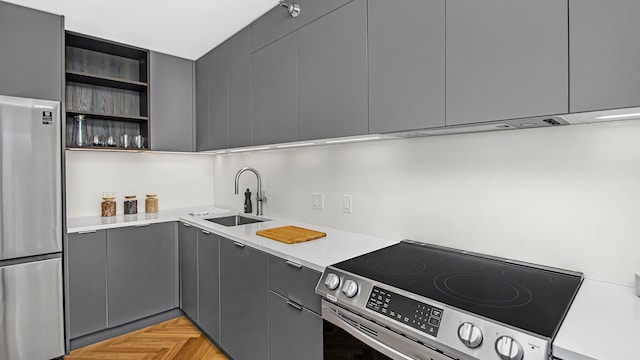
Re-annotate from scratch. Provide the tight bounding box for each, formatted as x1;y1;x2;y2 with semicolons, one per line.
312;193;324;210
103;190;117;198
343;195;352;213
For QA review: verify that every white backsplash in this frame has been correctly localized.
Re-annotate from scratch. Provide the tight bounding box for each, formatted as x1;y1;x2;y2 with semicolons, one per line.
214;121;640;287
65;150;215;217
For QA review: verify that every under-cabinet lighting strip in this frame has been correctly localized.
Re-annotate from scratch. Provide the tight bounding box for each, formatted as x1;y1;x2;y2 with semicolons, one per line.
325;136;381;144
596;112;640;120
229;147;271;153
276;142;315;148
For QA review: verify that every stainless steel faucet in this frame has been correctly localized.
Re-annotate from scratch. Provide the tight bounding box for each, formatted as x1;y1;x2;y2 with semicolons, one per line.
234;167;266;216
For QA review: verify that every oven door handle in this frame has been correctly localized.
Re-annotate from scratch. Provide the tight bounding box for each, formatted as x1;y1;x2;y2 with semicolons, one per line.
322;304;418;360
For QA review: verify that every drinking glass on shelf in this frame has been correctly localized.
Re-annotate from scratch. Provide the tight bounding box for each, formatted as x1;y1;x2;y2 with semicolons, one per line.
106;135;118;147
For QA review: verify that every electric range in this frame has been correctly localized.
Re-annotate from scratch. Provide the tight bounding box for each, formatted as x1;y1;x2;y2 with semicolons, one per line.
316;240;583;360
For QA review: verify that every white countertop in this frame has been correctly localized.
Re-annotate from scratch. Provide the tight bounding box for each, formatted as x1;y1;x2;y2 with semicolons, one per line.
67;208;398;272
553;279;640;360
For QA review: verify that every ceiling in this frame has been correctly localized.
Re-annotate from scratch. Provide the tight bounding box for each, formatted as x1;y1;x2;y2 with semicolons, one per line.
5;0;277;60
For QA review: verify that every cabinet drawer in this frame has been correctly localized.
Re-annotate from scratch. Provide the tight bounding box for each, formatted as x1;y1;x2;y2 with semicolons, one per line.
269;255;321;314
251;0;352;52
269;291;323;360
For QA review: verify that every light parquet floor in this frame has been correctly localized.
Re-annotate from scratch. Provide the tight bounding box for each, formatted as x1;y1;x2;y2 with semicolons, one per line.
65;316;228;360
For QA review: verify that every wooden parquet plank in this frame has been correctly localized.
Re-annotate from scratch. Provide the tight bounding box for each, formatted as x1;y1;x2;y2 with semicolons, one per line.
65;317;228;360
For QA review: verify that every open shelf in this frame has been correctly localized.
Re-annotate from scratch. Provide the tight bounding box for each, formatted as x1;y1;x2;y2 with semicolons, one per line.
66;71;148;92
66;110;149;122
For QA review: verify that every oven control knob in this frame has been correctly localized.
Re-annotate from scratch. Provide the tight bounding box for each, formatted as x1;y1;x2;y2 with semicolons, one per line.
341;279;359;298
495;336;523;360
324;273;340;290
458;322;483;348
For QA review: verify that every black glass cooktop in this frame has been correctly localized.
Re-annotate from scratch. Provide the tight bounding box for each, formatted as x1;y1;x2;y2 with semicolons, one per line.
331;241;582;338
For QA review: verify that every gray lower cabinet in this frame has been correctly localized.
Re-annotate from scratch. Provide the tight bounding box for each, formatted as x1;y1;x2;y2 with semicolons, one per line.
446;0;568;125
197;229;220;341
297;0;368;140
569;0;640;112
179;223;198;321
252;32;299;145
68;230;108;338
107;223;177;327
150;51;195;152
368;0;445;134
269;292;323;360
0;1;63;101
268;256;322;314
219;237;269;360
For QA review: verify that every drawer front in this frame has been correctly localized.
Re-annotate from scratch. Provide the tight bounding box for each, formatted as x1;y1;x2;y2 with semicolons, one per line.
251;0;352;52
269;255;322;314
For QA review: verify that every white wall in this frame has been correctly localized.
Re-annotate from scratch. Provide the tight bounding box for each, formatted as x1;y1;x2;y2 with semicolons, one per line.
65;151;215;217
214;121;640;287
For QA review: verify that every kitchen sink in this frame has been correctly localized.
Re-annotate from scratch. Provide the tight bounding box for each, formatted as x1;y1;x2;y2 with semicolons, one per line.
205;215;268;227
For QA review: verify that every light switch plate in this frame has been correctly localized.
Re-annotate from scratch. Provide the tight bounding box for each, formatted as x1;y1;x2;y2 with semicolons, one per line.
312;193;324;210
343;195;352;213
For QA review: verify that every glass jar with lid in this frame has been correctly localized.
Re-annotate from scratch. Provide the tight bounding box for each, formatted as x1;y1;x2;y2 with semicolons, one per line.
123;195;137;214
101;196;116;217
145;194;158;213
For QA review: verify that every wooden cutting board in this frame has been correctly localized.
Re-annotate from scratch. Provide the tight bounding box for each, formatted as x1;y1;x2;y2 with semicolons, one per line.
256;226;327;244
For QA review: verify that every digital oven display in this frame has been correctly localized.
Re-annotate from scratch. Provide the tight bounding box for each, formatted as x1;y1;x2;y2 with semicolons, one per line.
366;286;443;337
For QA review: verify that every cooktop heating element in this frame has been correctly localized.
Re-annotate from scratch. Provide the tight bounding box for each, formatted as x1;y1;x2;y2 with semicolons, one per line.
316;240;582;360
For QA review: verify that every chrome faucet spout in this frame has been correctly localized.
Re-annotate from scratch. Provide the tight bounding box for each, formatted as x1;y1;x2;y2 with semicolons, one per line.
234;167;266;216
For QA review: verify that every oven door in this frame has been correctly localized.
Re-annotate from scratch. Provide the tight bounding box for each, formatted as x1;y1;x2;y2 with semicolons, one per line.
322;300;456;360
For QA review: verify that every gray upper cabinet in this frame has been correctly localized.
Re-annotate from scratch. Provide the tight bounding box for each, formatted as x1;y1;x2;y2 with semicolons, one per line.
227;27;253;148
197;230;220;341
150;52;195;152
252;32;299;145
195;27;252;151
107;223;177;327
251;0;352;52
219;238;269;360
179;223;198;321
570;0;640;112
0;1;63;101
368;0;445;134
68;230;107;338
195;50;213;151
446;0;568;126
297;0;368;140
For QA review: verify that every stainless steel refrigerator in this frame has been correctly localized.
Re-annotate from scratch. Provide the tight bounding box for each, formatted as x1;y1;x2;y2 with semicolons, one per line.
0;95;64;360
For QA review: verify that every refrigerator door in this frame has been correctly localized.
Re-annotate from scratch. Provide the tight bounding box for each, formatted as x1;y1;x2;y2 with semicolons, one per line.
0;95;61;260
0;257;65;360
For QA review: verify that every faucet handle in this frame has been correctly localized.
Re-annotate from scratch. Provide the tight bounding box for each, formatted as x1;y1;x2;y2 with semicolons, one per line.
257;190;267;203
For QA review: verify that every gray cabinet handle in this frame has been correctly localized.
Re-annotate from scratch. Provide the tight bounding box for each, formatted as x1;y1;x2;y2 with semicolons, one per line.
233;242;245;248
77;230;97;234
286;260;302;269
286;300;303;310
182;223;191;227
201;230;211;235
134;224;150;228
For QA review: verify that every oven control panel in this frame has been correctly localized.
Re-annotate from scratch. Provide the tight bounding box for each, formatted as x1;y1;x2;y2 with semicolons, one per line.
366;286;443;337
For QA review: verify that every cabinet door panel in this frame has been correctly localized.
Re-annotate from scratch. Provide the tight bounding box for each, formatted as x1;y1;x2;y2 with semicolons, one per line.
298;0;368;140
68;231;107;338
179;223;198;321
570;0;640;112
446;0;568;125
269;292;323;360
228;27;253;148
198;231;220;341
369;0;445;133
252;33;299;145
209;50;229;150
220;238;269;360
107;223;176;327
195;52;213;151
251;0;352;52
150;52;194;152
0;2;62;101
